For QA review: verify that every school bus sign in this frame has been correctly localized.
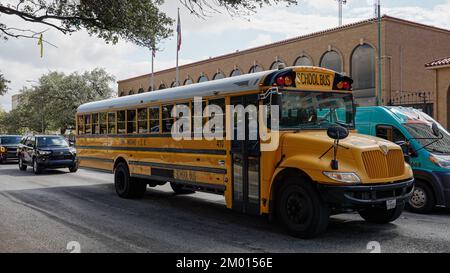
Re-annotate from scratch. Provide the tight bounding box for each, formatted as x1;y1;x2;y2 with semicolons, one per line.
295;70;335;91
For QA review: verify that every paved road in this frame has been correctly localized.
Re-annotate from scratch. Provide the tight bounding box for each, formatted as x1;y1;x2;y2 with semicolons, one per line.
0;163;449;253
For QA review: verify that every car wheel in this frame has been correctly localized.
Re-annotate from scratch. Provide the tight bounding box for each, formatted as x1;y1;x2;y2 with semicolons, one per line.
276;177;330;239
32;158;42;175
170;183;195;194
69;165;78;173
114;162;146;199
19;156;27;171
359;201;405;224
407;180;435;214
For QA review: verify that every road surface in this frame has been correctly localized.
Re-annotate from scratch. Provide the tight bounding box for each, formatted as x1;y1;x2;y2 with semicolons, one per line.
0;163;449;253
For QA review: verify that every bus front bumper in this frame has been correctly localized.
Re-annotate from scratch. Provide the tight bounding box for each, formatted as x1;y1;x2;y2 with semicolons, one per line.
318;178;415;209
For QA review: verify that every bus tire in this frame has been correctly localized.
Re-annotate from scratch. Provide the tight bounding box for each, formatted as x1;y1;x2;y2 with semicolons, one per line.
276;177;329;239
407;180;435;214
114;162;147;199
359;201;405;224
170;182;195;194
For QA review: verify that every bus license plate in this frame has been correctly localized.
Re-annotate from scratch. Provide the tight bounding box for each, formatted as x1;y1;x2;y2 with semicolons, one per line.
386;199;397;210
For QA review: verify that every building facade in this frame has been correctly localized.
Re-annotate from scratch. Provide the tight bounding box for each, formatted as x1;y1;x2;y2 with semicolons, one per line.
11;94;21;110
118;16;450;127
426;56;450;129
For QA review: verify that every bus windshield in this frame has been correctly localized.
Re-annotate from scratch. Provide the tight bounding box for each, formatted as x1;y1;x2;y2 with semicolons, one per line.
280;91;354;130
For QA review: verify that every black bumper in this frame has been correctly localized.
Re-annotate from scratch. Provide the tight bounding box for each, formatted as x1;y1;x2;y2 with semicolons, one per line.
318;178;415;209
0;152;18;161
37;158;78;169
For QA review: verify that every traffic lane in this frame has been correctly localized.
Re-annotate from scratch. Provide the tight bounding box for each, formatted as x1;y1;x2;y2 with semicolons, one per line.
0;165;450;253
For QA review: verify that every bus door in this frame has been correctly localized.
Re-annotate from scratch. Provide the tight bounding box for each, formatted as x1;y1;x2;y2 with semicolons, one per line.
230;94;260;215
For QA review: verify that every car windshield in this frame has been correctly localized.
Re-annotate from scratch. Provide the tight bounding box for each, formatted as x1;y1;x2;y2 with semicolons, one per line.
37;137;69;148
404;123;450;154
280;91;354;130
0;136;22;145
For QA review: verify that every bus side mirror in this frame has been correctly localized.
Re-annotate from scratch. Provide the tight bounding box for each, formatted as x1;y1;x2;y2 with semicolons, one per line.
432;123;441;137
327;126;349;140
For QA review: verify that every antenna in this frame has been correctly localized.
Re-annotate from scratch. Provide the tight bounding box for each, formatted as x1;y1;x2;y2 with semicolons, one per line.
337;0;347;26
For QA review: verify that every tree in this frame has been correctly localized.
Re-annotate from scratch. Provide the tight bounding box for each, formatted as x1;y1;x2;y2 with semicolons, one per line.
0;0;297;47
0;72;9;96
0;68;115;135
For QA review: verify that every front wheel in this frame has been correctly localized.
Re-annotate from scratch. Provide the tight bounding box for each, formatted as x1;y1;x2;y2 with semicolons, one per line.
69;165;78;173
32;158;42;175
19;157;27;171
277;179;329;239
407;181;435;214
114;162;147;199
359;201;405;224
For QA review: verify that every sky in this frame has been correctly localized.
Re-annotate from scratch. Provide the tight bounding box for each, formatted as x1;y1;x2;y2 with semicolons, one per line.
1;0;449;111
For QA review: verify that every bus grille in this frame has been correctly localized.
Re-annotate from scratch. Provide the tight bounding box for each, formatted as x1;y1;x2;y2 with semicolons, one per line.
362;150;405;179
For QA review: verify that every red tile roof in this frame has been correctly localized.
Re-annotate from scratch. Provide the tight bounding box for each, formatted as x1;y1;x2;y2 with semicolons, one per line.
425;56;450;68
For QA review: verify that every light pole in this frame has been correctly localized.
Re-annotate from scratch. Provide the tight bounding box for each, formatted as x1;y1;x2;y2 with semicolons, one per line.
376;0;382;106
337;0;347;26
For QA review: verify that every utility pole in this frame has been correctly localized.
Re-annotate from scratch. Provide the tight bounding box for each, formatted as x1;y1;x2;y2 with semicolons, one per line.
376;0;382;106
337;0;347;26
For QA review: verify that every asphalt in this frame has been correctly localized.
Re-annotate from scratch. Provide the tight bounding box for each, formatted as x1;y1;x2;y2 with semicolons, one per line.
0;163;449;253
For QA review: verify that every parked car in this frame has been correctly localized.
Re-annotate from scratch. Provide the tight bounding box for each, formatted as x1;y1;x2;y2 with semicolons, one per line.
0;135;22;164
356;106;450;213
17;135;79;174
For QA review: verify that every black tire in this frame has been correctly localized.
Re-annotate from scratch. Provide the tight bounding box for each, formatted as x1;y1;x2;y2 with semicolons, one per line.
359;201;405;224
32;158;42;175
276;177;330;239
0;158;5;164
114;162;147;199
19;156;27;171
407;180;435;214
170;182;195;194
69;165;78;173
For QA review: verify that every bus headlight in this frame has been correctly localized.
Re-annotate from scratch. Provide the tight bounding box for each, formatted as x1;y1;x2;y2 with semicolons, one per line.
430;154;450;169
323;172;361;183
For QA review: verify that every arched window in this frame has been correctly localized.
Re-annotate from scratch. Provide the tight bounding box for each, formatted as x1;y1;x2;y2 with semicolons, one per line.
128;90;134;96
351;44;375;92
148;86;153;92
171;81;179;88
230;69;242;77
320;50;342;72
198;75;208;83
270;60;285;70
138;88;145;94
120;91;125;97
213;72;225;80
249;65;263;73
184;78;193;85
158;84;166;90
294;56;313;66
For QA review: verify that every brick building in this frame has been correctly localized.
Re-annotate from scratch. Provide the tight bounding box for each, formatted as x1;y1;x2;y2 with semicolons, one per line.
118;15;450;128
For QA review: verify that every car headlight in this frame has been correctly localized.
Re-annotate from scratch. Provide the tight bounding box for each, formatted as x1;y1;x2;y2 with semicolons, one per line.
323;172;361;183
429;154;450;169
0;147;6;153
37;150;51;156
69;147;77;155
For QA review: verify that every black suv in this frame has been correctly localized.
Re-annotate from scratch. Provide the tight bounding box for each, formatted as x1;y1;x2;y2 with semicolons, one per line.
17;135;79;174
0;135;22;164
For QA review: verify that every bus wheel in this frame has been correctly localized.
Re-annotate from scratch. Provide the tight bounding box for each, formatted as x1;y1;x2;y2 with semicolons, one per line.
114;162;147;199
170;183;195;194
359;201;405;224
277;178;329;239
407;180;435;214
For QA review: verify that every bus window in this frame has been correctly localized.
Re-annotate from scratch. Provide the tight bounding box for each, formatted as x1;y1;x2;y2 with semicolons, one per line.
108;112;116;134
92;113;99;134
127;109;137;134
175;103;190;133
207;98;225;136
162;105;174;133
77;115;84;135
100;112;107;135
84;114;92;135
117;111;126;134
138;108;148;134
191;99;208;137
149;106;160;133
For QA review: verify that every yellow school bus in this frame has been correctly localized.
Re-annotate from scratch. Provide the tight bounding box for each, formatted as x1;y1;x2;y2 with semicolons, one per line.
76;66;414;238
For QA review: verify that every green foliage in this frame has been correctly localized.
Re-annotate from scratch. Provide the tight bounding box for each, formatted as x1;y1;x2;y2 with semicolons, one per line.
0;68;115;135
0;0;298;47
0;72;9;96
